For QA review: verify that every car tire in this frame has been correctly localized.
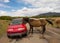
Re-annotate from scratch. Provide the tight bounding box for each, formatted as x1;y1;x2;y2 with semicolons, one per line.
7;35;11;38
22;31;27;37
24;32;28;36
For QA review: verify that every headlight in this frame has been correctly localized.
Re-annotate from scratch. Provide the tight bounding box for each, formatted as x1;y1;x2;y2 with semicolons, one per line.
18;28;24;30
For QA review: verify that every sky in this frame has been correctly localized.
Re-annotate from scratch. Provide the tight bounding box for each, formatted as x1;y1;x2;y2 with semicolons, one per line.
0;0;60;17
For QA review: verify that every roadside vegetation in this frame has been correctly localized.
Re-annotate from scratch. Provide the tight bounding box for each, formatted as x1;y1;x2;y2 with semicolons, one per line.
0;20;10;38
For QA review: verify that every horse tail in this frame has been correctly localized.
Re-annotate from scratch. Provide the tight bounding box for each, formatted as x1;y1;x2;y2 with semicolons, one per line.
46;19;53;25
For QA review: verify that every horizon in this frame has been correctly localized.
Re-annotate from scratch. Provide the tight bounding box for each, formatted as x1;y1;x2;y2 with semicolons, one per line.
0;12;60;17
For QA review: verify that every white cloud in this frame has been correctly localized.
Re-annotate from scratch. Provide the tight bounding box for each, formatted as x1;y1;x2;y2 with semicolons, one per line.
17;0;60;12
10;7;53;16
23;0;60;7
0;3;11;8
0;7;53;17
0;0;10;3
0;10;8;16
4;0;10;2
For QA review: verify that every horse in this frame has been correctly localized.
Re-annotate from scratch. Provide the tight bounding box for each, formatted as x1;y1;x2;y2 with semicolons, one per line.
23;18;53;38
48;18;60;28
54;18;60;28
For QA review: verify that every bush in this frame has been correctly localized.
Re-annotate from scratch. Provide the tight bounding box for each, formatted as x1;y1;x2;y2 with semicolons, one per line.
0;16;13;20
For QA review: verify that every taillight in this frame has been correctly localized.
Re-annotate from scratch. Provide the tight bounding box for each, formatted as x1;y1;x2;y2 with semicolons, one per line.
8;29;13;31
18;28;25;30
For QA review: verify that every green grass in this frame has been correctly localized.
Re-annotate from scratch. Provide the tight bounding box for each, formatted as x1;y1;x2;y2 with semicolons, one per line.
0;20;10;38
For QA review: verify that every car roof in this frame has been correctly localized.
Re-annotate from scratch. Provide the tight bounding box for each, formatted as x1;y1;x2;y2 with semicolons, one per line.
12;18;23;21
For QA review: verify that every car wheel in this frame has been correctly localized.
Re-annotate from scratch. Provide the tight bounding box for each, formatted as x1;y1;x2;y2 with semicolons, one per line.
24;32;27;36
7;35;11;38
22;31;27;37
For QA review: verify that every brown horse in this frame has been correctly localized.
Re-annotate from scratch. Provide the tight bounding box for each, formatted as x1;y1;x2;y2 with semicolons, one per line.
23;18;53;38
54;18;60;28
48;18;60;28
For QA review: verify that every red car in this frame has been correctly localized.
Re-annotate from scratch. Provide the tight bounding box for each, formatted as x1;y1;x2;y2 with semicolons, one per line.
7;18;27;38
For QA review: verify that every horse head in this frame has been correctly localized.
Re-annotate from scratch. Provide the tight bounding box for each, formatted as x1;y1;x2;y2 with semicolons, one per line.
23;17;30;23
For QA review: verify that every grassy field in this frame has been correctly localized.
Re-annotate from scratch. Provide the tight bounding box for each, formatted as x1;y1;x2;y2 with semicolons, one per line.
0;20;10;38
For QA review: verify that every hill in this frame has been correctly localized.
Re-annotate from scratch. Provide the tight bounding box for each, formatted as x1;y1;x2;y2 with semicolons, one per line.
32;12;60;18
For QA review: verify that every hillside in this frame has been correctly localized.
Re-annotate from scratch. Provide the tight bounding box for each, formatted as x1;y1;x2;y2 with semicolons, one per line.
33;12;60;17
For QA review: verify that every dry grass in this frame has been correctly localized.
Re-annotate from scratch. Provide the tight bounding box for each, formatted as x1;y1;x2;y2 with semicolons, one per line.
0;20;10;38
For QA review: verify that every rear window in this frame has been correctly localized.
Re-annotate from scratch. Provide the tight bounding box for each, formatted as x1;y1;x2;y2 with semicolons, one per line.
10;18;23;25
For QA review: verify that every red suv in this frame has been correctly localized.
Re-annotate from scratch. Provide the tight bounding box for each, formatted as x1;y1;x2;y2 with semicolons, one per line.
7;18;27;38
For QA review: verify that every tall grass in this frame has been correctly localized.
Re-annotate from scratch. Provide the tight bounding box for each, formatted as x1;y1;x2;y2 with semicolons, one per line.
0;20;10;38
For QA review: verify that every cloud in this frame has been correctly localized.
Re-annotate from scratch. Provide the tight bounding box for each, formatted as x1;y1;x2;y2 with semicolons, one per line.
0;3;12;8
4;0;10;2
22;0;60;7
0;0;60;16
16;0;60;12
12;7;53;16
0;7;53;17
0;0;10;3
0;10;8;16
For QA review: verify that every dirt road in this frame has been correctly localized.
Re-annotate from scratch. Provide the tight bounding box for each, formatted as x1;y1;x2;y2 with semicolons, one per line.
0;24;60;43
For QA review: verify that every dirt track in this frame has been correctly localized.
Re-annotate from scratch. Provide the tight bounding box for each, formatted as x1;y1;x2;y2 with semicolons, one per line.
0;24;60;43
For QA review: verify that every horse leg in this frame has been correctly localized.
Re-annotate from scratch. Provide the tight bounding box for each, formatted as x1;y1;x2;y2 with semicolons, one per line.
28;28;31;34
28;25;33;37
40;25;46;39
31;26;33;34
42;25;46;34
28;25;33;34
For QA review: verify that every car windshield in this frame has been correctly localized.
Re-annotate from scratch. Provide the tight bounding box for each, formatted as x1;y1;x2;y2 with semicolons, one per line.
11;18;23;25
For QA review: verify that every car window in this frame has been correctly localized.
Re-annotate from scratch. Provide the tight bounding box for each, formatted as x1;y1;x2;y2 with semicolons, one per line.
11;18;23;25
